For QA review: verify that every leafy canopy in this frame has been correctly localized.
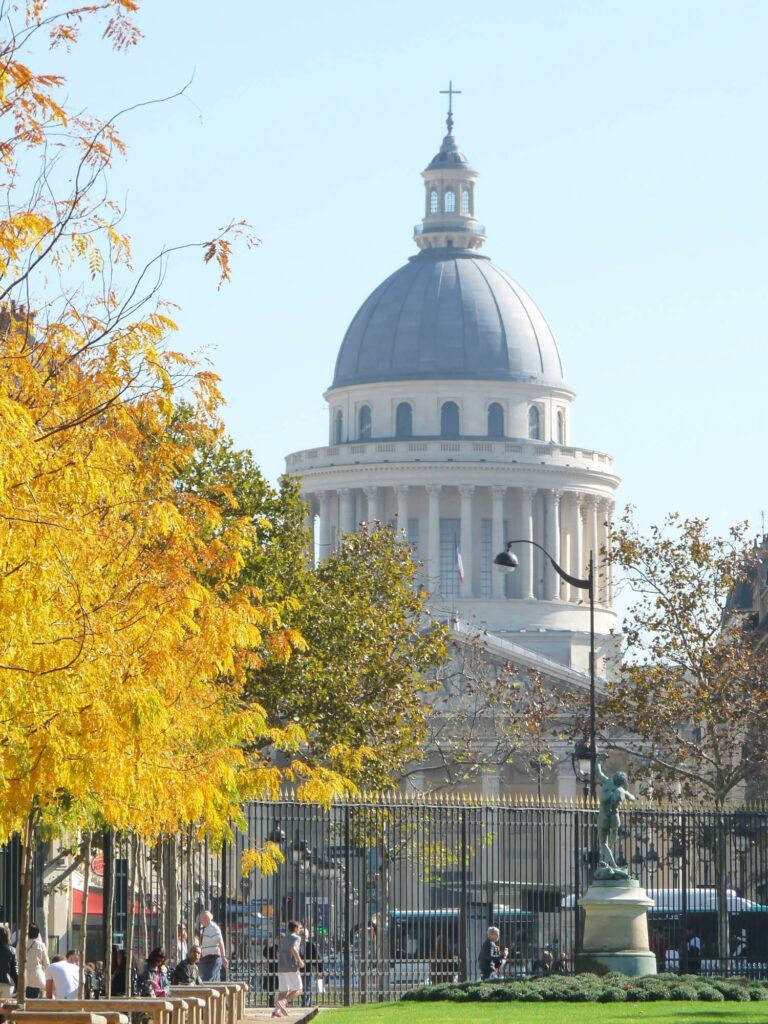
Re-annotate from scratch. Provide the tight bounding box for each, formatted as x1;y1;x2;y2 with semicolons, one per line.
0;0;348;850
600;511;768;806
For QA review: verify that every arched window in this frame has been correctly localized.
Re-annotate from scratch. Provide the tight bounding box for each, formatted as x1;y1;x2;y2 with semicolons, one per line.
395;402;413;439
556;409;565;445
441;401;460;438
334;409;343;445
461;188;470;214
358;404;372;440
444;190;456;213
528;405;540;440
429;189;439;214
487;402;504;439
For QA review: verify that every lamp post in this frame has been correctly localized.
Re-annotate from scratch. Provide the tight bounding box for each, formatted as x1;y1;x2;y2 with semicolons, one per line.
495;539;596;798
571;739;593;801
267;823;286;934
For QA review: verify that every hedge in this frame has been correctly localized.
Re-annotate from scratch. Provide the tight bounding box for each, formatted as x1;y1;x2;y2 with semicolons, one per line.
400;973;768;1003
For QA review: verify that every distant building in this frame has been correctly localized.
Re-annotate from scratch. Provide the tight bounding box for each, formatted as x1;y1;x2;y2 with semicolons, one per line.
286;100;621;795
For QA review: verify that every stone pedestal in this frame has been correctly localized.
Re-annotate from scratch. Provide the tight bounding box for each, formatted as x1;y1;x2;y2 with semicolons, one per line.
575;878;657;976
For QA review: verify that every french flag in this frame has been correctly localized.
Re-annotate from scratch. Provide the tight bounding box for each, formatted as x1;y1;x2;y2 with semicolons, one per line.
455;536;465;584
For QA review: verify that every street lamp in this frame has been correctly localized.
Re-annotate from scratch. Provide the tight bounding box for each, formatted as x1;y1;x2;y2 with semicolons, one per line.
494;539;596;797
267;823;286;933
571;739;593;800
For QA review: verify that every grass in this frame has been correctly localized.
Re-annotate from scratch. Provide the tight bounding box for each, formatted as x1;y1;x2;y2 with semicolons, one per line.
316;1002;768;1024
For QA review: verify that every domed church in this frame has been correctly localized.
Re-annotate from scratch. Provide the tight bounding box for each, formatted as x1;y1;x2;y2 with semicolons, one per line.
286;94;619;787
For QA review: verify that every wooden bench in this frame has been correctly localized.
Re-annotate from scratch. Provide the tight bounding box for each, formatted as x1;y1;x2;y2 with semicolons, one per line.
42;1000;173;1024
169;989;220;1024
9;1014;116;1024
14;1015;128;1024
205;984;247;1024
160;997;204;1024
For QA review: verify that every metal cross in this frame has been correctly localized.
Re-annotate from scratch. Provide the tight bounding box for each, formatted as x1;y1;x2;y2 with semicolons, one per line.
440;80;462;134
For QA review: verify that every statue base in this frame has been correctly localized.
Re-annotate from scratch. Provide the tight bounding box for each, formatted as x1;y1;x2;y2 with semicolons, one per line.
575;878;657;977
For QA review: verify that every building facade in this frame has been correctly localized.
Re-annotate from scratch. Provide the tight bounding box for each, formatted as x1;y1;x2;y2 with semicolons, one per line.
286;109;619;688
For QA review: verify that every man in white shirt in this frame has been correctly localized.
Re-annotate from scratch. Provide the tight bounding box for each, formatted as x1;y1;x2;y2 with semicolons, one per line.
45;950;80;999
198;909;228;982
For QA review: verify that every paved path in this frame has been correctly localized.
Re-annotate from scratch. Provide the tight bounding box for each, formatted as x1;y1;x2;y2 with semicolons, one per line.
244;1008;317;1023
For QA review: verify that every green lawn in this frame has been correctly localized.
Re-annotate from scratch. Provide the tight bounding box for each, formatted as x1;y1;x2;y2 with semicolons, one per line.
317;1002;768;1024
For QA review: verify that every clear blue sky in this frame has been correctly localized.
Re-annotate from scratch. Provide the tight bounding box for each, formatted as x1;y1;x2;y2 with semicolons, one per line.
39;1;768;540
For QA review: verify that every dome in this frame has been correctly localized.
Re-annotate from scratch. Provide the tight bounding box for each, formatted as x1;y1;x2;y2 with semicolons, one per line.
331;248;565;389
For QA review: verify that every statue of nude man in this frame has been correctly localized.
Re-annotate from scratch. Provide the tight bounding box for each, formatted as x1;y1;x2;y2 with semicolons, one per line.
596;752;637;872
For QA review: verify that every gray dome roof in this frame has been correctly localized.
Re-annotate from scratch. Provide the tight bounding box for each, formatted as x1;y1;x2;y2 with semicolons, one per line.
425;132;473;171
332;249;565;388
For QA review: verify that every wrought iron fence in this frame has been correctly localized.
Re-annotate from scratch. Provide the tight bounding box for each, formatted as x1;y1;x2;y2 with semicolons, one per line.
3;798;768;1005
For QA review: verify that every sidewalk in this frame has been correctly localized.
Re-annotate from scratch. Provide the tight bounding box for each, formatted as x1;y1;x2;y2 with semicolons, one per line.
245;1008;318;1023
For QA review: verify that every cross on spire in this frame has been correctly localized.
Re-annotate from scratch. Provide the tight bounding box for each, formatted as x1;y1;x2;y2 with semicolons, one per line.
440;80;462;135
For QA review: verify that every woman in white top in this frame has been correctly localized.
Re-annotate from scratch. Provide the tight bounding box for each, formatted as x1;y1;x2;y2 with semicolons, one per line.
25;923;49;998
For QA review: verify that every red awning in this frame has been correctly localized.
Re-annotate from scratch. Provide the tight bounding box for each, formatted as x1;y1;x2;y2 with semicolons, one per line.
72;888;104;916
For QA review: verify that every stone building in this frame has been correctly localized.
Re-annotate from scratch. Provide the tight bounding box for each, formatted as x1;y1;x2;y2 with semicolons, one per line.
285;105;620;792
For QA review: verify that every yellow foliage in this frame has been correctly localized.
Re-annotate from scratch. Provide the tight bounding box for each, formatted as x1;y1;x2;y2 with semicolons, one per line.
0;2;342;853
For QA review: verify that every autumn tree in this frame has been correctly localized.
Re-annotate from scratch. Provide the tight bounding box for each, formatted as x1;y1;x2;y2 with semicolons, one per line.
0;0;347;987
600;511;768;807
177;429;449;788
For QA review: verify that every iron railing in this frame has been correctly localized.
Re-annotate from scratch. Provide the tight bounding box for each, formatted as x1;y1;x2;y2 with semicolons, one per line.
3;798;768;1005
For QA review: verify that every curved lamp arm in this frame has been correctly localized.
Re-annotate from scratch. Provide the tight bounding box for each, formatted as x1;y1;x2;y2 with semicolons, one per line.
494;539;592;595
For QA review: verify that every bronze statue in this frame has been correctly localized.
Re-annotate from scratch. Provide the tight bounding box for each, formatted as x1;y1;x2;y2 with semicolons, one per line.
595;753;636;879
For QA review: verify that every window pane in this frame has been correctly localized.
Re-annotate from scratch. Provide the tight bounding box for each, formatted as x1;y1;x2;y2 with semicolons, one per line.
440;518;461;601
396;402;413;438
461;188;470;214
441;401;459;438
557;410;565;445
359;404;372;440
528;406;540;440
334;410;343;444
488;402;504;438
444;190;455;213
430;189;439;214
480;518;492;598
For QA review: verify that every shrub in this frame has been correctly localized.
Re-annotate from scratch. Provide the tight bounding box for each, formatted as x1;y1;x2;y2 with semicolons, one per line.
598;987;628;1002
399;972;768;1004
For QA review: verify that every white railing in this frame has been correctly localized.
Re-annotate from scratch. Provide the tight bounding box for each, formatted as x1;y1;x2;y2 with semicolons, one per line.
285;438;614;473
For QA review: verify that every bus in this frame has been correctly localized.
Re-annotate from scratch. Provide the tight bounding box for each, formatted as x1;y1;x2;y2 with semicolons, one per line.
387;905;535;987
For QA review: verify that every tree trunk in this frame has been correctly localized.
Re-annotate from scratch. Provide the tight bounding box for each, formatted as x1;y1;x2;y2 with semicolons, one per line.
17;813;36;1005
125;835;137;997
136;839;148;962
104;832;116;997
157;840;167;955
77;833;92;997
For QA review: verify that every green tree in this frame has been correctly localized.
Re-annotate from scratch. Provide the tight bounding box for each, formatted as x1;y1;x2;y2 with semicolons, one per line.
179;431;449;787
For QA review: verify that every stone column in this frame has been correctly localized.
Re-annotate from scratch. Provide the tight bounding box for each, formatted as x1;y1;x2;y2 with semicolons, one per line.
595;498;613;606
605;500;615;606
364;485;380;525
570;492;585;602
544;489;562;600
339;487;356;537
427;484;442;595
459;485;474;597
395;485;410;539
317;490;331;563
583;495;599;579
491;485;506;598
520;486;535;600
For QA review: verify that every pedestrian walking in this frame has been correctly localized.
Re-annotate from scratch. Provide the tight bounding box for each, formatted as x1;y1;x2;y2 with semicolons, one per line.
272;920;303;1019
25;923;49;998
477;926;507;981
198;909;228;982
